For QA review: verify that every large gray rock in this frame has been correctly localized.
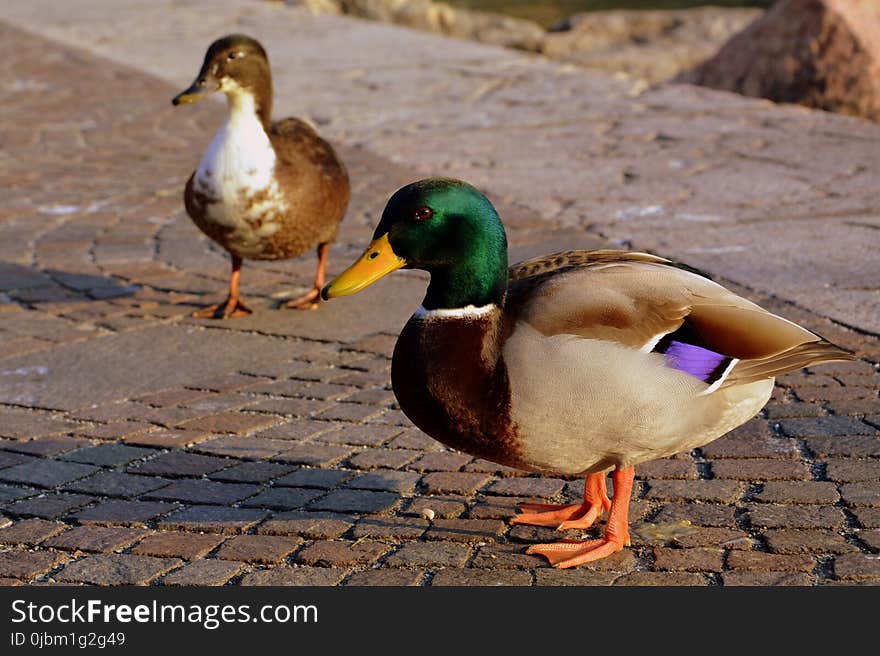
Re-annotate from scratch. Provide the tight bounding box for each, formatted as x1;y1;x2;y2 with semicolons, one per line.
682;0;880;121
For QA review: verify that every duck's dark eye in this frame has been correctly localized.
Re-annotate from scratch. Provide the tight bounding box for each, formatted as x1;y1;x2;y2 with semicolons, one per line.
414;206;433;222
228;51;243;60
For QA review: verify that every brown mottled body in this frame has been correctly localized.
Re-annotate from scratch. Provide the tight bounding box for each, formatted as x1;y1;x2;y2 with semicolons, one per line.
184;118;349;262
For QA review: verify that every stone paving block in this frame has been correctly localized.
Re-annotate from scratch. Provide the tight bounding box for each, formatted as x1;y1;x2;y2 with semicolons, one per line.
194;436;292;460
42;526;148;553
308;489;399;514
709;458;811;481
0;460;99;488
0;519;68;545
840;482;880;507
1;437;91;457
346;447;419;470
54;553;181;585
636;458;699;480
535;570;619;586
161;559;243;586
407;451;472;472
665;527;752;550
0;408;78;439
424;518;507;543
345;470;421;493
176;412;283;435
131;532;225;560
144;479;261;505
422;472;494;495
764;529;858;554
215;535;302;564
343;569;425;586
385;542;472;568
486;477;567;498
805;436;880;458
0;550;67;580
256;512;354;539
208;461;295;483
72;500;176;526
644;480;744;503
61;443;154;467
824;458;880;483
352;515;428;540
122;429;211;449
313;403;383;423
858;529;880;550
275;468;354;489
470;544;547;570
157;506;268;535
295;539;389;567
313;424;402;447
701;432;801;459
274;444;355;467
63;471;170;498
852;508;880;528
726;551;816;572
0;451;38;470
404;496;467;519
240;567;348;586
254;419;333;440
747;504;846;530
756;481;840;504
241;487;324;511
3;494;96;519
430;569;532;586
614;572;707;586
778;417;876;438
721;571;815;586
652;547;725;572
463;458;525;477
128;451;230;477
654;503;737;528
387;429;442;451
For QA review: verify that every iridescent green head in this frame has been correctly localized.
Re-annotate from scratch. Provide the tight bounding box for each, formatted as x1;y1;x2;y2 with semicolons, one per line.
322;178;509;310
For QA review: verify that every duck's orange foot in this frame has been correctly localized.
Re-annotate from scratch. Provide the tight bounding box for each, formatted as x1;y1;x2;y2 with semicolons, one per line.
283;287;321;311
192;298;253;319
511;500;607;530
511;471;611;530
526;536;627;569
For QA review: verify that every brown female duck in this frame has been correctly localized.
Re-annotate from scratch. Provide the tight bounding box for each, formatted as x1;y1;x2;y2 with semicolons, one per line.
173;34;349;318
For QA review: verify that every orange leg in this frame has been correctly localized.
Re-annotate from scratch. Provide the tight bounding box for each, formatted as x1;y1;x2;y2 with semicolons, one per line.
526;466;634;568
285;242;329;311
511;471;611;530
193;255;253;319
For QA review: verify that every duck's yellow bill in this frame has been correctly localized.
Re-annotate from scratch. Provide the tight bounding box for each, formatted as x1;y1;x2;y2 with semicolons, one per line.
321;234;406;300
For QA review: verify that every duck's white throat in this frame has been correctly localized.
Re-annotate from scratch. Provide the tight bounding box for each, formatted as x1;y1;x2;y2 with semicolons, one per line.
194;86;278;224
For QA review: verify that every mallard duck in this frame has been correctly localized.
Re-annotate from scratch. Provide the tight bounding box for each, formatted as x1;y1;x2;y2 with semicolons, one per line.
172;34;349;318
321;178;854;568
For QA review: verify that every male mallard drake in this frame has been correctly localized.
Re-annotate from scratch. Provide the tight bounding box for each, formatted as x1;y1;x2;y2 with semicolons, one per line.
322;178;854;568
172;34;349;318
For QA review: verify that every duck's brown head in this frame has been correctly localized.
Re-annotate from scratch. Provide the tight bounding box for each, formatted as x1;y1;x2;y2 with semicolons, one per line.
172;34;272;123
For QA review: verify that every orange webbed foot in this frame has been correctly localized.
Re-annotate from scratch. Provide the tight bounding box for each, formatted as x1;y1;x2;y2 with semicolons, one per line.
523;466;635;568
511;471;612;531
283;287;321;311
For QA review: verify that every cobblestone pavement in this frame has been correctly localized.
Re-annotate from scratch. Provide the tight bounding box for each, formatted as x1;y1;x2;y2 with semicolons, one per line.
0;3;878;586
